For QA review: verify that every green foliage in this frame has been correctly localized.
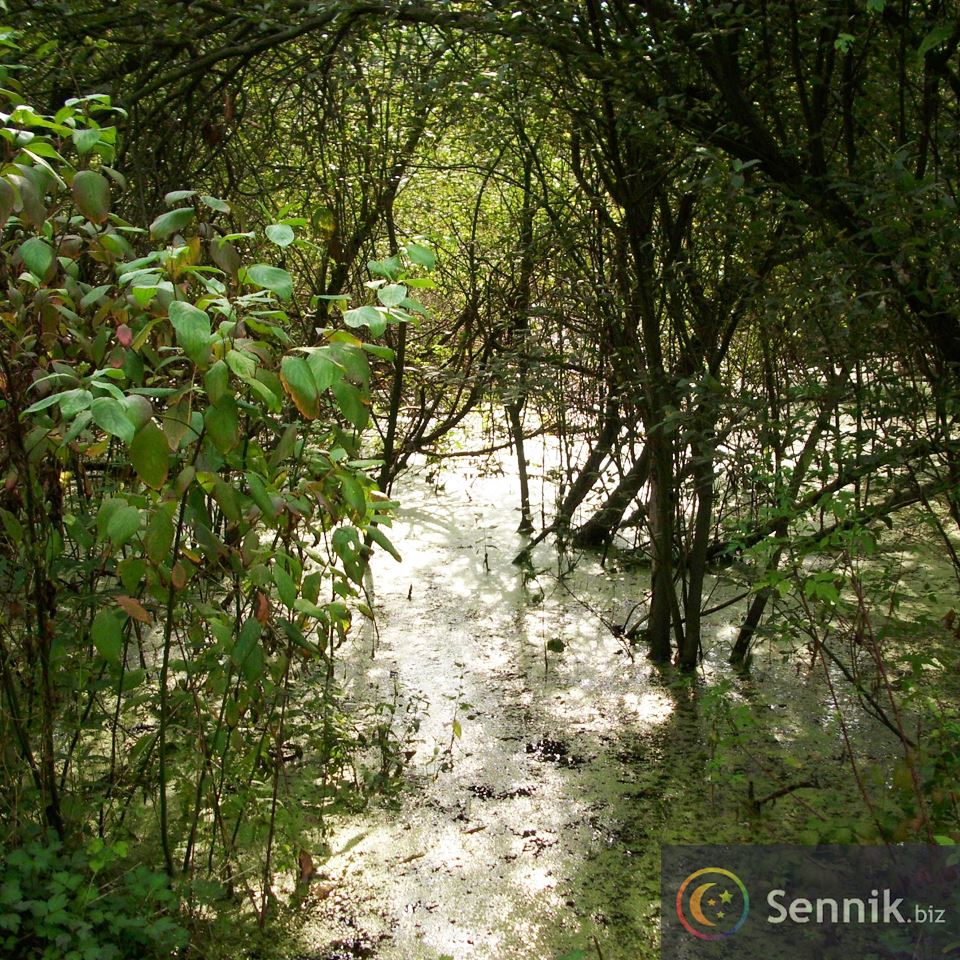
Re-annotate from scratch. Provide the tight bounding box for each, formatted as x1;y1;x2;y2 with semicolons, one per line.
0;43;415;945
0;836;186;960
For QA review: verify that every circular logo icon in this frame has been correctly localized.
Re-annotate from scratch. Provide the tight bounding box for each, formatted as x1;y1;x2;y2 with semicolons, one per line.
676;867;750;940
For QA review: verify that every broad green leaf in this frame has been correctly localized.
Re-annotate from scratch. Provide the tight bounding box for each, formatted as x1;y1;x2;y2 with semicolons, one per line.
377;283;407;308
306;350;339;390
72;127;101;154
280;356;319;419
247;264;293;300
273;566;297;608
19;236;54;277
344;304;386;336
150;207;195;239
332;380;368;430
205;397;239;452
80;284;112;309
168;301;211;365
265;223;294;247
144;509;174;565
90;397;135;445
0;177;15;225
246;472;278;520
367;255;400;279
58;389;93;419
326;341;369;386
204;360;229;405
122;394;153;431
22;392;63;415
8;173;45;226
247;376;282;413
367;525;401;562
338;472;365;515
71;170;110;223
918;24;953;60
162;394;193;450
106;505;140;547
405;242;435;269
226;348;256;381
362;343;395;361
91;608;125;663
164;189;196;205
231;618;261;669
209;238;240;275
200;194;230;213
118;559;145;594
130;422;169;490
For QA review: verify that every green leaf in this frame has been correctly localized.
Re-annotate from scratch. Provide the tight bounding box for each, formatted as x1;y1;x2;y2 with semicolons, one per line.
80;284;113;309
265;223;294;247
247;264;293;300
19;236;54;277
200;194;230;213
162;395;193;450
344;304;386;336
377;283;407;307
368;255;400;279
226;348;257;381
367;525;401;561
0;177;16;225
205;397;240;452
164;189;196;205
247;376;282;413
150;207;195;240
130;422;169;490
232;618;261;669
917;24;953;60
168;301;211;365
72;126;102;154
306;350;340;390
546;638;565;653
405;242;436;269
106;505;140;547
58;388;93;419
280;356;319;419
22;392;63;415
118;556;145;594
144;509;174;565
361;343;395;361
90;397;135;445
273;566;297;608
71;170;110;223
332;380;367;429
338;472;365;514
204;360;230;405
246;472;278;520
91;608;125;663
122;394;153;431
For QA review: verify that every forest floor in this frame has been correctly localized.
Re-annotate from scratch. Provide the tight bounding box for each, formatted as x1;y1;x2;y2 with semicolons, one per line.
288;445;899;960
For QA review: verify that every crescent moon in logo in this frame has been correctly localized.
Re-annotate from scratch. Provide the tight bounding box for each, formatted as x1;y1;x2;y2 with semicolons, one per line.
689;882;716;926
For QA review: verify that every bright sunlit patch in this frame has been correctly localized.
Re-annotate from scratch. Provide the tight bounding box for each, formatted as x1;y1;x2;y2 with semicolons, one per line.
622;690;675;726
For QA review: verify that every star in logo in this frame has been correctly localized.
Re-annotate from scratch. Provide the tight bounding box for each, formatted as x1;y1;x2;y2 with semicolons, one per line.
719;889;733;904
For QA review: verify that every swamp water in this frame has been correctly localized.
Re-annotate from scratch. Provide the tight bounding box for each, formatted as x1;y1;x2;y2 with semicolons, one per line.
294;445;900;960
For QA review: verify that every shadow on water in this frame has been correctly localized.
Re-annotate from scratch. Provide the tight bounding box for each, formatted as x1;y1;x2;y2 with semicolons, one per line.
295;456;897;960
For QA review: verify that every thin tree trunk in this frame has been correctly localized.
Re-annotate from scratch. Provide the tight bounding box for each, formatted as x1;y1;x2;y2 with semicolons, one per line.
573;442;650;548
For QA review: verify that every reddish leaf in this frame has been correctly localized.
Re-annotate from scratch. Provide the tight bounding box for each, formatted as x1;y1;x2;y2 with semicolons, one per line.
254;590;270;624
116;595;151;623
